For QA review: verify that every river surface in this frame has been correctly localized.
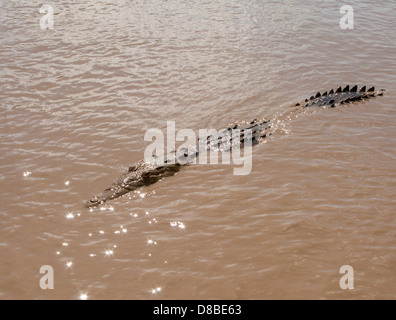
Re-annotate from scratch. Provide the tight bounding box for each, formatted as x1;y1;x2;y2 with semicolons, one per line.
1;0;396;299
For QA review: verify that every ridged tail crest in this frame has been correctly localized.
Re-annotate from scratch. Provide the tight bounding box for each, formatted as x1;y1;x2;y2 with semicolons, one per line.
295;85;385;109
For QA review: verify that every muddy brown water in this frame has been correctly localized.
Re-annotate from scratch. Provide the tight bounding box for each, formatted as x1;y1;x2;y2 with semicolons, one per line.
1;0;396;299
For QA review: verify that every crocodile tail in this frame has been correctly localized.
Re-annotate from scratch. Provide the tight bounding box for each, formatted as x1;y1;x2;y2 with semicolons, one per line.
294;85;385;109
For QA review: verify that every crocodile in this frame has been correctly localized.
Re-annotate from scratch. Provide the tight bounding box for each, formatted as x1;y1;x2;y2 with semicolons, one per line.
86;85;384;208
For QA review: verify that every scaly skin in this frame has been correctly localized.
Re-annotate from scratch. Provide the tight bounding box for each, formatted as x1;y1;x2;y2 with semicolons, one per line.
86;85;385;207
